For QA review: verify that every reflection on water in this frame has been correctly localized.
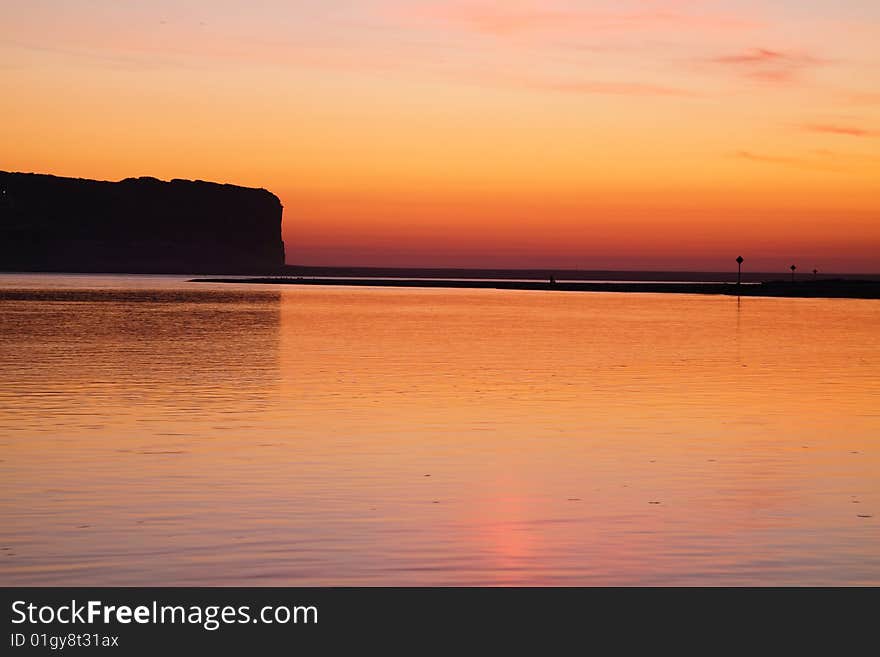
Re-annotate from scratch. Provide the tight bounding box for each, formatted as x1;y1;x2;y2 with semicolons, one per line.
0;275;878;585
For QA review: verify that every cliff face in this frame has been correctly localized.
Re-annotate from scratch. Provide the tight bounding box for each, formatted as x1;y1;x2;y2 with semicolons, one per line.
0;172;285;274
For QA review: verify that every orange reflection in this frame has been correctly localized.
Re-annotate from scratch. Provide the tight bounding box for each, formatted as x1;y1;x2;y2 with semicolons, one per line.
1;281;879;585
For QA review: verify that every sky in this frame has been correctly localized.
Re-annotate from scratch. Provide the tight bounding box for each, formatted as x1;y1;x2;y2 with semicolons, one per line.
2;1;879;271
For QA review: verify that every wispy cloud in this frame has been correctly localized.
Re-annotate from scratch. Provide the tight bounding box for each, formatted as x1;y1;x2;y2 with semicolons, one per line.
711;48;786;65
845;91;880;106
2;39;181;70
708;48;826;83
3;31;700;102
535;79;698;98
802;123;877;138
735;150;801;166
733;150;848;172
400;1;759;37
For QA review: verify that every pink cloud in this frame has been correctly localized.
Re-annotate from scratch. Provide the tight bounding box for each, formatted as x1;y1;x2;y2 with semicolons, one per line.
802;123;877;138
711;48;786;64
845;91;880;105
708;48;826;84
536;79;698;98
733;150;847;172
400;1;759;37
735;150;799;166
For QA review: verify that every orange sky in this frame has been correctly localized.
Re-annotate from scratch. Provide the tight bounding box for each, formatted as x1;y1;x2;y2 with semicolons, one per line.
2;1;879;271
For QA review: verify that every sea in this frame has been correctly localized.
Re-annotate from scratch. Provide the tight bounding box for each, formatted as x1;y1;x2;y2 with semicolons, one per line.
1;273;878;585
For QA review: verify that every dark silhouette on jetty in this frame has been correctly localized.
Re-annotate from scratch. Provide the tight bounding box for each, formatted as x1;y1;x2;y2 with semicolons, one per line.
0;171;285;274
194;276;880;299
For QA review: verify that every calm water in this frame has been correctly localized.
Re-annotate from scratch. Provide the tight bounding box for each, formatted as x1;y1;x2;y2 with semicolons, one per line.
1;274;878;585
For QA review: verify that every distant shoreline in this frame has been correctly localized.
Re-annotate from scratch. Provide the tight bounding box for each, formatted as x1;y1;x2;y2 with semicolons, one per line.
277;266;880;283
192;277;880;299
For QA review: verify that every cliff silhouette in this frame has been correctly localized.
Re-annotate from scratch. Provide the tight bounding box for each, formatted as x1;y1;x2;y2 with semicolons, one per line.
0;172;285;274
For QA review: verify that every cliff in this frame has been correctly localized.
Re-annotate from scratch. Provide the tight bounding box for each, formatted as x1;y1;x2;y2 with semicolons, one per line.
0;172;285;274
